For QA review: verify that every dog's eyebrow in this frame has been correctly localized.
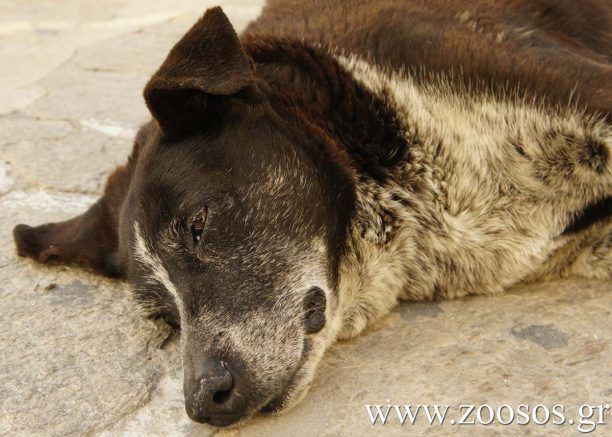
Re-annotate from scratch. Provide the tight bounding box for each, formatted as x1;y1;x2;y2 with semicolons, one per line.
133;222;186;322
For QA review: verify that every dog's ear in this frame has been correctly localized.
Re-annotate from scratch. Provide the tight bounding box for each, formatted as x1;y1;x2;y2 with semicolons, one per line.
144;7;255;138
12;123;153;278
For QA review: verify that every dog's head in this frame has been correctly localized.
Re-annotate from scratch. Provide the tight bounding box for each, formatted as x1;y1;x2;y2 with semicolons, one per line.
13;7;355;427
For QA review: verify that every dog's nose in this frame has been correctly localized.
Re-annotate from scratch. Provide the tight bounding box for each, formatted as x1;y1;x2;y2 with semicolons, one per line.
184;357;247;426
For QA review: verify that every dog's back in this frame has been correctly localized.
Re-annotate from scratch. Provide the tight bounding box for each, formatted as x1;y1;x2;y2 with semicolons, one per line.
246;0;611;117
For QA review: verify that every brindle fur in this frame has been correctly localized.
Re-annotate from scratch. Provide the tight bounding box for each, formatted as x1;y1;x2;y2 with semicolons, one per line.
12;0;611;426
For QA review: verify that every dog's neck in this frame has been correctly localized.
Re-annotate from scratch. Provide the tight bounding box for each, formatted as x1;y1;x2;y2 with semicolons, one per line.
330;50;609;342
246;38;437;339
246;37;608;342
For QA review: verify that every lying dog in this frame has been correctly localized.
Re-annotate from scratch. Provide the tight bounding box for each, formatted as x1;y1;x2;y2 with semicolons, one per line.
13;0;611;427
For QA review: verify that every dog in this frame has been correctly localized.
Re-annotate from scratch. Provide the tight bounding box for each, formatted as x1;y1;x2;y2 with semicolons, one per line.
13;0;611;427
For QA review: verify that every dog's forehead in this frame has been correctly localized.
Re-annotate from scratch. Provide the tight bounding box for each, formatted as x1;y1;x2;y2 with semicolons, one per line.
128;131;330;288
137;119;315;201
132;123;329;237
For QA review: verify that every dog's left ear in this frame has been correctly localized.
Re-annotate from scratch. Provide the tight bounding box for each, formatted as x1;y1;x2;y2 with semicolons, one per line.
144;7;255;138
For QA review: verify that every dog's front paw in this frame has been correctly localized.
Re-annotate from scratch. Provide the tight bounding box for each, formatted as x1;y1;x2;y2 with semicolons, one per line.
13;223;64;263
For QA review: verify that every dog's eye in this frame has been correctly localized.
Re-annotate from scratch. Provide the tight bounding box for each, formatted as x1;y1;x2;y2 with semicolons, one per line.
304;286;326;334
190;208;207;244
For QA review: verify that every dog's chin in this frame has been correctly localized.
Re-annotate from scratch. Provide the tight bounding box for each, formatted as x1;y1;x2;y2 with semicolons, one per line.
261;391;292;414
207;413;250;428
261;378;313;416
261;337;327;416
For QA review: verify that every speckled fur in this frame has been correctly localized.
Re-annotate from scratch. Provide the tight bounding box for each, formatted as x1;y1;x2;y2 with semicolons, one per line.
332;55;611;339
12;1;611;425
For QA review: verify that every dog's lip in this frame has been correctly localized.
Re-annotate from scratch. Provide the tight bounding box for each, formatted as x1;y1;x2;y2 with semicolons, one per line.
261;394;285;413
206;412;249;427
260;367;298;414
259;365;299;414
260;346;307;414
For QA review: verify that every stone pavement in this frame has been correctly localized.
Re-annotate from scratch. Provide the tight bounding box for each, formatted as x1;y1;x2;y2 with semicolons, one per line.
0;1;610;436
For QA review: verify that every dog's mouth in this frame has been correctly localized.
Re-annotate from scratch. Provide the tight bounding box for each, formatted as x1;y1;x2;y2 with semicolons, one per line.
184;337;321;426
196;395;290;428
203;412;249;428
260;337;313;415
194;363;307;427
259;376;304;416
261;395;286;414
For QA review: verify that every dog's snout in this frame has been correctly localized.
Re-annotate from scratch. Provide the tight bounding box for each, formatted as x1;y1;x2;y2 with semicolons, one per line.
184;357;247;426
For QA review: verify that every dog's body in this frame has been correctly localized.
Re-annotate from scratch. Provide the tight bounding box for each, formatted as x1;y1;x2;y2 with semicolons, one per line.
13;0;611;427
248;0;612;338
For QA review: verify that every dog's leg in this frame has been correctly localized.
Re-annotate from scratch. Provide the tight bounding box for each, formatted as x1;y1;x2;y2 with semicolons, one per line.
512;118;611;280
525;219;611;281
501;114;610;230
